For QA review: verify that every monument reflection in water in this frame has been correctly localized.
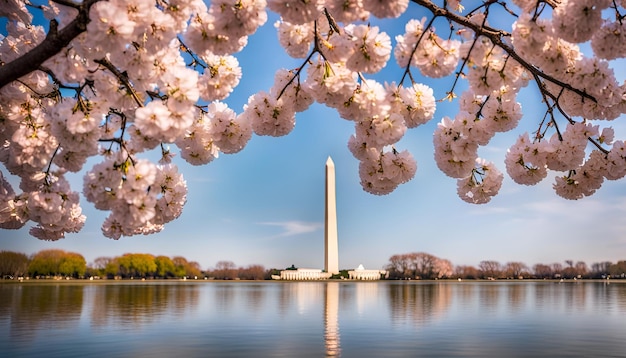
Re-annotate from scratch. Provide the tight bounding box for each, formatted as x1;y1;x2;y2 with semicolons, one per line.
324;282;340;357
1;281;626;357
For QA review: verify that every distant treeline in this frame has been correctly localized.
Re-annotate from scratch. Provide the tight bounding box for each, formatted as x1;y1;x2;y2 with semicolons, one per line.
2;249;625;280
0;250;273;280
384;252;626;280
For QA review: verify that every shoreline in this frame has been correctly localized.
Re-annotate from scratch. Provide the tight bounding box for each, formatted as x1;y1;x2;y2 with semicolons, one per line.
1;278;622;284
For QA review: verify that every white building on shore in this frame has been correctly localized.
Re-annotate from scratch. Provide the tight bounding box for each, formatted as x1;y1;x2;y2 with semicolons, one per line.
348;264;388;280
273;268;332;281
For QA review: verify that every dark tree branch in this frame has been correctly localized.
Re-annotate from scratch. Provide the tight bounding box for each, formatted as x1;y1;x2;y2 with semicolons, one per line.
94;58;144;106
50;0;84;9
0;0;103;89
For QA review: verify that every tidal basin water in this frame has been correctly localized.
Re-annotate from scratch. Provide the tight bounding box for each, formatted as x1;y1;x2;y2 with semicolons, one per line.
1;281;625;357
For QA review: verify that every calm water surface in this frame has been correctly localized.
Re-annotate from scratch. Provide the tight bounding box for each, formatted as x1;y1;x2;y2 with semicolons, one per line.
1;281;624;357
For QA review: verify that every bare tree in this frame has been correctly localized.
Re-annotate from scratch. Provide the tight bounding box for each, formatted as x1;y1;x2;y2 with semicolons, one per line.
608;261;626;278
478;260;503;279
533;264;553;279
212;261;237;280
551;263;563;278
385;252;452;279
93;257;112;270
385;254;411;279
454;265;479;279
591;261;613;278
504;262;529;279
0;251;29;278
574;261;588;278
238;265;266;280
409;252;438;279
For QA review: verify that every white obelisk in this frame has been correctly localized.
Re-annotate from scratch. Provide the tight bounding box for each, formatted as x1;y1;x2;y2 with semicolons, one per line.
325;157;339;275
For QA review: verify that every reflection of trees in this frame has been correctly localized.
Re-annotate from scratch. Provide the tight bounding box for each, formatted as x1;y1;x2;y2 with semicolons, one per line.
532;282;591;313
4;284;83;340
507;283;524;312
243;283;266;314
477;283;500;315
90;283;200;328
475;283;526;314
213;282;236;312
593;282;626;314
387;283;452;326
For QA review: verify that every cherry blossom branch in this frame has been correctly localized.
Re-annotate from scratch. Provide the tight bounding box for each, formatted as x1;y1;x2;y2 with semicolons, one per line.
534;73;609;154
276;20;325;101
177;37;208;69
411;0;596;103
444;5;493;99
93;58;144;106
0;0;103;89
323;8;341;35
493;1;520;17
612;0;625;24
399;16;437;86
465;0;499;16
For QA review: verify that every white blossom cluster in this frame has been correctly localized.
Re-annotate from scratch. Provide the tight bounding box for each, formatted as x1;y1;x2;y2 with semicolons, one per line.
1;0;626;240
506;0;626;199
0;0;262;239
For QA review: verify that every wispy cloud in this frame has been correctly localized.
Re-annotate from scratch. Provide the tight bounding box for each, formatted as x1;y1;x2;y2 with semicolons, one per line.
258;221;323;238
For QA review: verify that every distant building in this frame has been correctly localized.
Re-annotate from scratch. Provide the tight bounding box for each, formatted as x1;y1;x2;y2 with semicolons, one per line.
273;268;331;280
273;157;386;280
348;264;388;280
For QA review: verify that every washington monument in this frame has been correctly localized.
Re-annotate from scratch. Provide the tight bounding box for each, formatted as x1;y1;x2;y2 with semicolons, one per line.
325;157;339;275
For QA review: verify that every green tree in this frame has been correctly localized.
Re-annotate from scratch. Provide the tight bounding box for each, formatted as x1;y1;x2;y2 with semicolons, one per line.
59;252;87;278
120;254;156;277
130;253;156;277
28;249;85;278
185;261;202;278
104;257;122;278
105;253;156;278
0;251;29;278
28;249;65;277
172;256;202;278
155;256;176;278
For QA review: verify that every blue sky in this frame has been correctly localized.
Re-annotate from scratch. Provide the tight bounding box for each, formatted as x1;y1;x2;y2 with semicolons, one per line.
1;4;625;271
